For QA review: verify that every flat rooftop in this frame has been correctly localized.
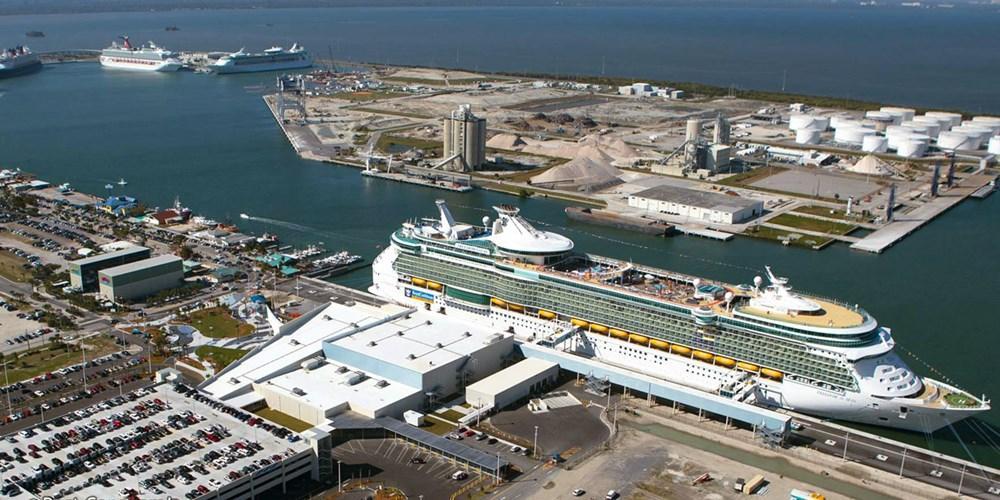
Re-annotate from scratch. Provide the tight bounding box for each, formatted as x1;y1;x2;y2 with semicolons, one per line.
201;298;410;401
70;246;149;267
3;384;310;499
328;311;511;374
100;254;182;277
264;361;421;415
632;185;761;212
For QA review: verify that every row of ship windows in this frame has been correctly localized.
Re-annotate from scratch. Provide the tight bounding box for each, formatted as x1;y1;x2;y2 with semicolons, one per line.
398;258;857;388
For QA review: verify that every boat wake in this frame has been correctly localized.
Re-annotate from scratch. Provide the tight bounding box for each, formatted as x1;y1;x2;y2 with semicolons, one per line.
240;214;317;233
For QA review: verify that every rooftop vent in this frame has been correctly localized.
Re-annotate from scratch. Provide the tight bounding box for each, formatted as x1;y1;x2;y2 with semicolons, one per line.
289;339;300;345
292;388;306;396
375;380;389;388
425;320;432;326
397;331;405;336
436;342;444;348
368;341;377;347
229;378;240;385
336;366;348;374
464;331;471;337
322;315;332;321
407;354;416;360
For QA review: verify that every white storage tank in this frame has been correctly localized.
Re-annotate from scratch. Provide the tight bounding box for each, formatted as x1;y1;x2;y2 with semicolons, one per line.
962;120;1000;135
925;111;963;127
952;125;992;145
865;111;897;130
913;115;952;130
971;116;1000;130
896;140;927;158
901;120;939;138
813;116;830;130
989;136;1000;155
789;114;820;131
795;127;823;145
862;135;888;153
888;132;929;151
829;115;857;130
834;126;875;145
937;130;978;151
880;106;916;122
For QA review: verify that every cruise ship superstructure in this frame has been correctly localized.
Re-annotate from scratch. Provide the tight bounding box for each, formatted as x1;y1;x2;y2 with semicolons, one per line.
370;200;989;433
211;44;311;74
100;36;182;72
0;46;41;78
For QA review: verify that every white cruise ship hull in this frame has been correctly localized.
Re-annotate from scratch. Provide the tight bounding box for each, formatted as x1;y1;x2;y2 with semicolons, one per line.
211;58;312;74
369;245;984;434
100;56;182;72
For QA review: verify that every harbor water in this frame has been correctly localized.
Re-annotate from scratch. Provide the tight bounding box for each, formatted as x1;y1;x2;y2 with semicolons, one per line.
0;53;998;467
1;5;1000;113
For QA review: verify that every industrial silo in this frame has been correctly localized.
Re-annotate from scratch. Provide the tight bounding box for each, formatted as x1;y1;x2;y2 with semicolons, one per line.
862;135;888;153
795;127;823;145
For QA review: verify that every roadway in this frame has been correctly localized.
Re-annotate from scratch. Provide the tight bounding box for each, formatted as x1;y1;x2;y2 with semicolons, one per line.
791;418;1000;499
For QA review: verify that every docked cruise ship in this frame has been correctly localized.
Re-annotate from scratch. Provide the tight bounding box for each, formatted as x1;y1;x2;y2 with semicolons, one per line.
210;44;311;74
0;46;41;78
100;36;182;72
370;200;989;433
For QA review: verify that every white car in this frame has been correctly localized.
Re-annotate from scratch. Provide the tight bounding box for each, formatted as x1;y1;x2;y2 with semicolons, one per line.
988;486;1000;496
572;489;586;497
509;445;523;453
824;439;837;447
929;470;943;478
875;454;889;462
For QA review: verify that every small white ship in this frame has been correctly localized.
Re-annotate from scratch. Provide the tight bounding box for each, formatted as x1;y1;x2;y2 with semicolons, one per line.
100;36;182;72
211;44;312;74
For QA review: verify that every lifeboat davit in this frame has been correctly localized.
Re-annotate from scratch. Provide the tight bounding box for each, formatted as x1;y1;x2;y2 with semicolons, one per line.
714;356;736;368
590;324;609;334
650;339;670;351
538;310;556;320
490;297;507;308
737;361;759;372
761;368;783;380
609;328;628;340
670;344;691;356
411;277;427;287
571;318;590;329
692;350;713;362
628;333;649;345
426;281;442;291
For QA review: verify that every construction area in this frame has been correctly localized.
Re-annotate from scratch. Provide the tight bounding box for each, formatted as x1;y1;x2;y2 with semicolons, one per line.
264;64;998;252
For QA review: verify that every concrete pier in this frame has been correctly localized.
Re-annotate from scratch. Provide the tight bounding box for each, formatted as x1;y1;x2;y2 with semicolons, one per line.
851;173;995;253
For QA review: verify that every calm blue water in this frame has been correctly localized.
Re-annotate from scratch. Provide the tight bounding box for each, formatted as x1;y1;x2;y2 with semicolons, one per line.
0;8;998;467
2;6;1000;112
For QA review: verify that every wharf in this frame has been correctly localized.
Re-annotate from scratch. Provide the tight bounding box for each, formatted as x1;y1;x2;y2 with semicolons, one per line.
361;170;473;192
851;173;995;253
262;95;356;164
564;207;673;236
675;224;734;241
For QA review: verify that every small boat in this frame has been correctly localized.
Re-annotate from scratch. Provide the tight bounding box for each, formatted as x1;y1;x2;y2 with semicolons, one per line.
57;183;73;193
25;31;45;38
104;183;114;190
239;213;250;220
117;178;128;186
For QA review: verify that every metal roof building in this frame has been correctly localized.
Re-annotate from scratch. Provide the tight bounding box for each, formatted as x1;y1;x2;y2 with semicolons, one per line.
98;254;184;302
465;358;559;410
68;245;151;291
628;185;763;224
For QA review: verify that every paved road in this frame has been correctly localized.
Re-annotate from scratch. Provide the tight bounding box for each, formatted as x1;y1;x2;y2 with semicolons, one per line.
792;418;1000;499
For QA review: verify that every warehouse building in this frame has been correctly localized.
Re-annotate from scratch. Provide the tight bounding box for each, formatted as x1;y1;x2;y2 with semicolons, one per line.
628;185;763;224
69;246;151;291
98;254;184;302
465;358;559;411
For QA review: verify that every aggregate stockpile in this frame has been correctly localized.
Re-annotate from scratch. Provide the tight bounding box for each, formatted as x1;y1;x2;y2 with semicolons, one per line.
488;133;643;191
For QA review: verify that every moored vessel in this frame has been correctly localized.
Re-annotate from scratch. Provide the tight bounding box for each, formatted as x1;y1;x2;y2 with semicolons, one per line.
210;44;311;74
100;36;182;72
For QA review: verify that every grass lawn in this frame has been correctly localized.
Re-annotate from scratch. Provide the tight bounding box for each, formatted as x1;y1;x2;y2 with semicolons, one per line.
195;346;248;371
4;335;121;384
330;90;408;102
768;213;857;235
375;134;443;155
186;307;254;339
742;225;832;250
254;407;313;432
0;252;32;282
792;205;873;224
422;414;459;436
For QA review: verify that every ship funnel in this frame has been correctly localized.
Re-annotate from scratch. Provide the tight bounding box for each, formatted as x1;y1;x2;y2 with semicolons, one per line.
435;199;457;235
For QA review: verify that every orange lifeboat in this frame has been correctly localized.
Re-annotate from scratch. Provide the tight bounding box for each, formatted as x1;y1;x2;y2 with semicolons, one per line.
411;277;427;287
609;328;628;340
590;324;609;334
570;318;590;329
650;339;670;351
628;333;649;345
713;356;736;368
426;281;442;291
737;361;759;372
490;297;507;308
692;350;713;362
538;310;556;320
760;368;783;380
670;344;691;356
508;303;524;313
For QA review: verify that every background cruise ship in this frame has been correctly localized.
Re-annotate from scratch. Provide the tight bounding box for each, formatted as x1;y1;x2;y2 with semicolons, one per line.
100;36;182;72
210;44;311;74
370;200;989;433
0;46;41;78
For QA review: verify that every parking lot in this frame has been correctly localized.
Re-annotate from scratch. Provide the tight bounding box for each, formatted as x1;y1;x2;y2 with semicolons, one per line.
333;437;476;499
1;383;310;499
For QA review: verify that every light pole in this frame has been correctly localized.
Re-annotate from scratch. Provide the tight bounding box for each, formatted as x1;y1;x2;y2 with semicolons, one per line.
532;425;538;459
337;460;342;492
3;361;12;418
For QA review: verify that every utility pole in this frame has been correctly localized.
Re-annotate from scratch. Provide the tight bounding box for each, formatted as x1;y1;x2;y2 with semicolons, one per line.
898;448;907;478
842;432;850;461
337;460;342;492
3;361;12;418
532;426;539;459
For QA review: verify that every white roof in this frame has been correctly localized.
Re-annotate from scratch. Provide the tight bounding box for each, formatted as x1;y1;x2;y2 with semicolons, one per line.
488;205;574;254
330;312;511;374
202;299;410;400
466;358;558;397
263;361;421;416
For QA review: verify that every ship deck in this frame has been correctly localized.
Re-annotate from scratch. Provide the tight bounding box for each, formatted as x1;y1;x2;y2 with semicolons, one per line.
738;299;865;328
